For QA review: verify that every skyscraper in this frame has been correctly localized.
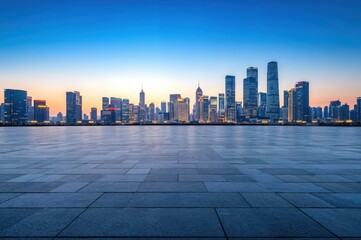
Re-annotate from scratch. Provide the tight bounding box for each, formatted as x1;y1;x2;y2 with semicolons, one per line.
161;101;167;113
266;61;280;121
236;101;243;122
27;96;34;121
66;91;82;125
195;84;203;121
247;67;258;104
258;92;267;118
169;94;181;120
209;96;217;123
122;99;130;123
102;97;109;110
295;81;310;122
329;100;341;121
110;97;122;122
149;103;155;121
174;97;189;122
339;104;350;121
288;82;310;123
243;76;258;119
218;93;225;121
357;97;361;122
4;89;27;125
225;75;236;122
281;90;289;120
139;88;146;122
0;103;4;122
90;107;97;121
323;106;329;119
34;100;49;123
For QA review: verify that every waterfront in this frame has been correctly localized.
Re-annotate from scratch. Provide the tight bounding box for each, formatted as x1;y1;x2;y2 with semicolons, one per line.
1;126;361;238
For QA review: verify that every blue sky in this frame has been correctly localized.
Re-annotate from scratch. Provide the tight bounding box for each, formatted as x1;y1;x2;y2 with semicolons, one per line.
0;0;360;115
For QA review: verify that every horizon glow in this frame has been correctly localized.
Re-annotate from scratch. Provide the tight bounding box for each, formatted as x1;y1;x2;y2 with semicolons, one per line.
0;0;360;115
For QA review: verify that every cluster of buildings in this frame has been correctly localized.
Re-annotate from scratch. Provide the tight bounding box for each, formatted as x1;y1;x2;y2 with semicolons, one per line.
1;61;361;125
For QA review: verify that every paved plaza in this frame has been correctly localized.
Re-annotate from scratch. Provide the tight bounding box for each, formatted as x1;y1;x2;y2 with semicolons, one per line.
0;126;361;239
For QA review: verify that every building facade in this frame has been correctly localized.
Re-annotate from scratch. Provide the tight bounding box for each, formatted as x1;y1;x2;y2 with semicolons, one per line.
225;75;236;122
266;61;280;121
4;89;27;125
66;91;82;125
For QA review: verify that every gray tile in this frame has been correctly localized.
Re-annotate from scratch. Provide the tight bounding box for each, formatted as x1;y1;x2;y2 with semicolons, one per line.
280;193;335;207
179;174;225;182
137;182;207;192
242;193;293;207
1;208;84;237
80;182;141;192
60;208;225;237
127;193;250;207
0;193;101;208
90;193;133;207
302;208;361;237
144;174;178;182
0;208;39;231
217;208;333;238
315;193;361;207
51;182;90;192
0;193;22;204
98;174;147;182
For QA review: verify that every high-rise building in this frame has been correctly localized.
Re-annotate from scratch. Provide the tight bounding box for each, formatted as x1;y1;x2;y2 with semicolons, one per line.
236;101;243;122
195;84;203;121
149;103;155;121
102;97;109;110
295;81;310;122
90;107;97;121
258;92;267;118
110;97;122;122
34;100;49;123
266;61;280;121
339;104;350;121
356;97;361;122
288;88;297;122
174;97;189;122
198;95;209;123
56;112;63;122
4;89;27;125
218;93;225;121
27;96;34;121
329;100;341;121
247;67;258;105
225;75;236;122
243;77;258;119
66;91;82;125
312;107;323;120
287;82;310;123
209;96;217;123
101;108;116;125
280;90;289;120
169;94;181;121
138;88;146;123
324;106;329;119
122;99;130;123
0;103;5;122
161;101;167;113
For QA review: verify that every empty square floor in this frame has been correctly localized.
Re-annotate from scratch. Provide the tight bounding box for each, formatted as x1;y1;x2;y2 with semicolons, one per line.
1;126;361;239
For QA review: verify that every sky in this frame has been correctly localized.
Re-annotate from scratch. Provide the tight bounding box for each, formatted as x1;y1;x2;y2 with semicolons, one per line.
0;0;360;116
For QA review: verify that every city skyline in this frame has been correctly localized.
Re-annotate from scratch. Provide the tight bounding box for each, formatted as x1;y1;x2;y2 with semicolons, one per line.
1;0;361;115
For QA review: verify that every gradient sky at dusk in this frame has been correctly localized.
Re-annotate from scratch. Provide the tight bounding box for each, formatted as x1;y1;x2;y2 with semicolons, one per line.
1;0;360;115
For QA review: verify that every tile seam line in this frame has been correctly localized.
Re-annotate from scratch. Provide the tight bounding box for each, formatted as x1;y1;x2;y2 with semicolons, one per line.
276;192;340;239
54;191;104;237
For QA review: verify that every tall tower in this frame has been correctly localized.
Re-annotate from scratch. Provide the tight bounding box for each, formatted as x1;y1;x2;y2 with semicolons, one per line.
195;83;203;121
243;76;258;119
4;89;27;125
66;91;82;125
266;61;280;121
225;75;236;122
139;86;146;122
